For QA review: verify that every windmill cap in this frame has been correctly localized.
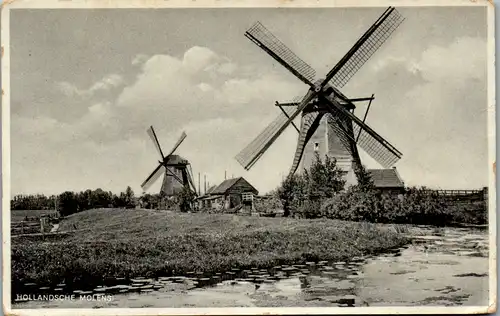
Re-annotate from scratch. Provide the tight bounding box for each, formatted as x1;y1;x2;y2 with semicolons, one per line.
166;154;189;165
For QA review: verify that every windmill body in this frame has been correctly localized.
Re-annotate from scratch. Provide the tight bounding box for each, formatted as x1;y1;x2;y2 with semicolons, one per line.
235;7;405;188
141;127;197;198
161;155;191;196
291;87;362;187
297;113;359;187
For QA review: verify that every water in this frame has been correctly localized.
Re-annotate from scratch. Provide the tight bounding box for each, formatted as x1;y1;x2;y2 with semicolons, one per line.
13;226;489;308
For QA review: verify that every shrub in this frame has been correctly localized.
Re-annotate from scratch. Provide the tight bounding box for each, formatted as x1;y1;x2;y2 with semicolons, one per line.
58;191;79;217
176;187;197;212
303;153;346;200
276;152;346;217
294;199;322;219
276;174;307;217
254;195;282;214
320;186;465;226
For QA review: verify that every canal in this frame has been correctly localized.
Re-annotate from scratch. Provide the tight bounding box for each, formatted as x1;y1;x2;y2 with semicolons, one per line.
13;225;489;308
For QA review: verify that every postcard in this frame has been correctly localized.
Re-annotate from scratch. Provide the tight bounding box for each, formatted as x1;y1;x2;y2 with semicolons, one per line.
2;0;496;315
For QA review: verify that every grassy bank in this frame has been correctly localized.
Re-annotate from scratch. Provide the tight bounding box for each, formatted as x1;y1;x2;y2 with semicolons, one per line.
12;208;409;294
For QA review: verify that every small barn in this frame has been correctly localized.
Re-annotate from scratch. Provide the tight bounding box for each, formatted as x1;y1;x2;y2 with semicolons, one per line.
367;167;405;195
196;177;259;213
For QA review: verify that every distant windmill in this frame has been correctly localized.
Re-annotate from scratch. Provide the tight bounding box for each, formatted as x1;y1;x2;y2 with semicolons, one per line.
235;7;405;185
141;126;197;196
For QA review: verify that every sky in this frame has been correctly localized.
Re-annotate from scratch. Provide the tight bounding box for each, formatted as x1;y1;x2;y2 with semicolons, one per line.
8;6;489;196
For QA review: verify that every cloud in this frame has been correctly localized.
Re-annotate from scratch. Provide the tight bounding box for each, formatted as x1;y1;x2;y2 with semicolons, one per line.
111;47;301;142
13;46;303;195
216;62;238;75
352;37;488;189
56;81;82;98
12;36;489;196
132;54;149;66
88;74;124;94
182;46;219;74
55;74;125;98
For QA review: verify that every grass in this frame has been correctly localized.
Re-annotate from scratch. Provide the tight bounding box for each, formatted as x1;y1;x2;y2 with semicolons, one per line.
12;208;410;294
11;209;58;222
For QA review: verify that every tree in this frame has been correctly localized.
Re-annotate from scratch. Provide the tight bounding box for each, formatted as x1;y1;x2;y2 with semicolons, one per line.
58;191;79;216
276;173;307;217
176;187;196;212
89;188;111;208
124;186;136;209
303;152;346;200
79;189;93;210
354;164;375;192
139;193;158;209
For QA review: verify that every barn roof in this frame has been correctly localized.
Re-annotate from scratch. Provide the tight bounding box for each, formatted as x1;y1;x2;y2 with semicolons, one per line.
205;185;217;195
210;177;258;195
194;185;217;200
367;168;404;188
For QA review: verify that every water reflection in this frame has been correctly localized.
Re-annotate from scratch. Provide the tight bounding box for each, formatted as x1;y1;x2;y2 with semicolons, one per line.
13;226;489;308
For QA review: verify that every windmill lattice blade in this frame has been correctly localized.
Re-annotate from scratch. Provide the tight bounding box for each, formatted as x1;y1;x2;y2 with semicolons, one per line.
326;113;358;157
355;127;400;168
166;131;187;157
147;126;165;159
186;165;197;194
236;107;296;170
235;90;317;170
288;112;324;176
245;22;316;87
323;98;402;168
324;7;404;89
141;163;165;191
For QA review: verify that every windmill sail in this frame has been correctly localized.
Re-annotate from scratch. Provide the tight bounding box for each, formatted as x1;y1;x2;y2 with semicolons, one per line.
236;107;296;170
323;7;405;89
166;131;187;158
322;97;402;168
236;7;404;173
288;112;324;176
141;164;165;191
235;90;317;170
186;165;197;194
147;126;165;159
245;22;316;87
142;126;196;196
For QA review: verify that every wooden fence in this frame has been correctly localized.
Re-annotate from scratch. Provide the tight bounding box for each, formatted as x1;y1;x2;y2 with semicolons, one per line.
422;187;488;203
11;216;53;236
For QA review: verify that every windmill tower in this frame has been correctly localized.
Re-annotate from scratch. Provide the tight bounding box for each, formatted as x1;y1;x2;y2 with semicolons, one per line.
236;7;405;187
141;126;197;197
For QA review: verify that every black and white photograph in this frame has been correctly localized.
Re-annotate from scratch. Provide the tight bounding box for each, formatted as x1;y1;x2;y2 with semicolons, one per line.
2;0;496;314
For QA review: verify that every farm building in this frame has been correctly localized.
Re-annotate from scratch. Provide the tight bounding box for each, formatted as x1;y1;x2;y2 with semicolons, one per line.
196;177;259;213
367;167;405;195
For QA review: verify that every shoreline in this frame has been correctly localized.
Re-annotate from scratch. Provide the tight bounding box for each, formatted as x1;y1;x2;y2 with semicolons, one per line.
11;209;410;298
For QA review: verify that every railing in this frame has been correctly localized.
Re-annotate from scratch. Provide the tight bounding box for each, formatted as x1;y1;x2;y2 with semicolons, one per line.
421;187;488;203
426;189;484;196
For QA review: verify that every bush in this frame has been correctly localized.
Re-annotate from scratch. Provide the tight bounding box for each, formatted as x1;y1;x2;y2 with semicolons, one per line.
276;153;346;217
58;191;79;217
254;195;282;214
320;186;475;226
294;199;323;219
176;187;197;212
321;188;383;222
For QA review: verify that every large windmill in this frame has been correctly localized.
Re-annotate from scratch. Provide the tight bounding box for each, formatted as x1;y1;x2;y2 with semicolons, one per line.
141;126;197;197
235;7;405;186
